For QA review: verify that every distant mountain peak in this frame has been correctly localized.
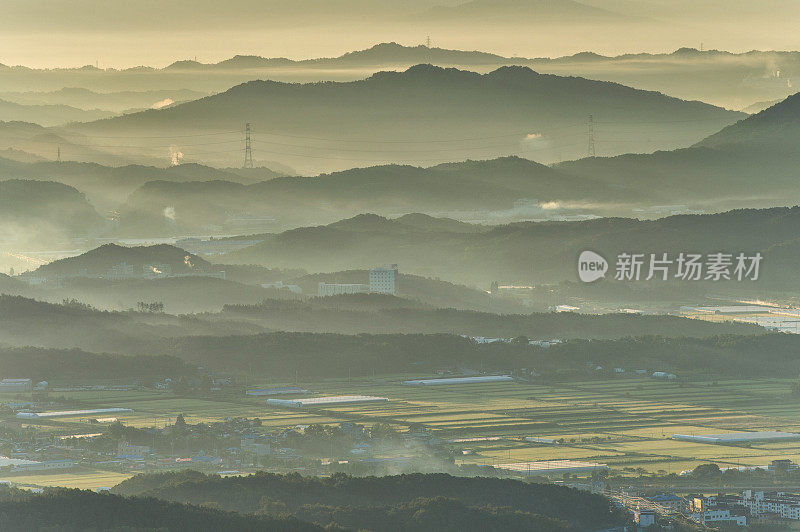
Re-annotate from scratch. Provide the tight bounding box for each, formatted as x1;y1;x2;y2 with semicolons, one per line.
484;65;540;78
365;42;412;52
566;51;607;61
164;59;204;70
367;63;482;83
697;91;800;148
672;47;730;57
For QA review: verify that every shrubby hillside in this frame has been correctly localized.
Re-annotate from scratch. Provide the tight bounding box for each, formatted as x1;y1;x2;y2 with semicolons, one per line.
112;471;623;530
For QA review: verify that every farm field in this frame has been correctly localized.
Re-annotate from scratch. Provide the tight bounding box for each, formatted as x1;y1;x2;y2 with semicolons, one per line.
6;376;800;479
0;468;134;491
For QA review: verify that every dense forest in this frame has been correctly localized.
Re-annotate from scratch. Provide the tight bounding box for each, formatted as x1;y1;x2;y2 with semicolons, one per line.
0;486;323;531
112;471;624;530
6;328;800;382
0;346;192;381
156;331;800;380
0;295;758;374
216;295;755;337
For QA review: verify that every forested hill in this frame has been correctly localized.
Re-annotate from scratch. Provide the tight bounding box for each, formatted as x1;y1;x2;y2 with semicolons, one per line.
555;93;800;207
0;486;323;531
697;90;800;150
31;243;214;277
0;179;104;246
67;64;742;170
116;157;619;234
112;471;624;530
225;207;800;287
0;295;763;379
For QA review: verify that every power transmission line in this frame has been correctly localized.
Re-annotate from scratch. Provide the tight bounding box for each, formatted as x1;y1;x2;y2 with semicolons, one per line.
243;122;253;168
62;130;242;140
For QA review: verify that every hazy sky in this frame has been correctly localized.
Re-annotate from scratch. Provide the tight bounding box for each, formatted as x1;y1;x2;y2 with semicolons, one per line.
2;0;800;68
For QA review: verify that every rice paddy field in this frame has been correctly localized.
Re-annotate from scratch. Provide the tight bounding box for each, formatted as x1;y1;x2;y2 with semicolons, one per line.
6;375;800;488
6;469;134;491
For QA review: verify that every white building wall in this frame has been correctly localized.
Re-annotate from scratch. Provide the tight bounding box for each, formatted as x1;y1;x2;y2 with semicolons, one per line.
317;282;368;297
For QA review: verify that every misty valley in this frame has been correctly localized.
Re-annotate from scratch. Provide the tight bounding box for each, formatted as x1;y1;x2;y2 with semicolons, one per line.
5;2;800;531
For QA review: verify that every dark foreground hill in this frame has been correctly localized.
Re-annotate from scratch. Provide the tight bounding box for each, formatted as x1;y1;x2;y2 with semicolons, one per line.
0;486;322;532
0;346;192;381
112;471;624;531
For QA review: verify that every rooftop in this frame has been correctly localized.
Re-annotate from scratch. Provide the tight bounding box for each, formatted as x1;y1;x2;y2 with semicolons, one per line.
673;431;800;443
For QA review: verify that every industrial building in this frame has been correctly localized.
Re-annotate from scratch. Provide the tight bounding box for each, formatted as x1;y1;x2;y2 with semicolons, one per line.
403;375;513;386
673;431;800;444
317;282;368;297
16;407;133;419
0;378;32;392
496;460;609;476
523;437;557;445
9;460;75;472
652;371;677;380
448;436;502;444
246;387;309;396
267;395;388;408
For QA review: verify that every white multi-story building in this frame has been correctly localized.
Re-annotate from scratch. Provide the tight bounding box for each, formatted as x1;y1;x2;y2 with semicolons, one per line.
369;264;398;295
690;496;748;526
742;490;800;520
693;509;747;526
316;265;398;297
